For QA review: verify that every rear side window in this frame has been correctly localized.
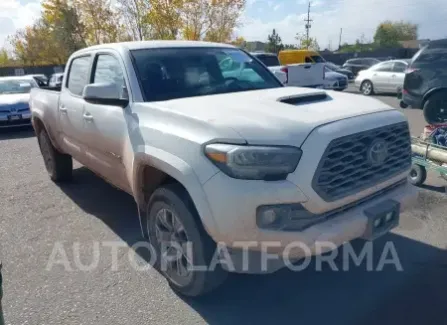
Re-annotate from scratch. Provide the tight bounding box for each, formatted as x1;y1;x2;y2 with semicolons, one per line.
255;55;280;67
67;56;91;96
393;62;407;72
414;47;447;65
311;55;324;63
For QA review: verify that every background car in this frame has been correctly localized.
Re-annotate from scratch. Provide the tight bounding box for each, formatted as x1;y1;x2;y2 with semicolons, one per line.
26;74;48;87
342;57;381;76
355;59;411;95
48;73;64;88
324;66;348;91
325;61;355;81
401;39;447;124
0;76;37;127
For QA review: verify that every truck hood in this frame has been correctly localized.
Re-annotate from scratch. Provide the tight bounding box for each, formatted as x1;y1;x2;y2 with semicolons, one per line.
153;87;396;146
0;93;30;105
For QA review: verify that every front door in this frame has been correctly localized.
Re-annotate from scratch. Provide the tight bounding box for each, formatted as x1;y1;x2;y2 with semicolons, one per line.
58;55;92;157
81;53;130;191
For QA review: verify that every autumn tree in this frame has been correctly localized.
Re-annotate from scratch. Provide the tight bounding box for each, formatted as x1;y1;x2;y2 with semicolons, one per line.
116;0;151;41
0;48;11;67
145;0;184;40
74;0;121;45
182;0;245;42
295;32;319;50
41;0;86;58
373;20;418;47
229;36;246;48
266;29;284;53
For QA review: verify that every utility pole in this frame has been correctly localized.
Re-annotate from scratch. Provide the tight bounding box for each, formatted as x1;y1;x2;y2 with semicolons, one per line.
304;1;313;49
338;28;343;50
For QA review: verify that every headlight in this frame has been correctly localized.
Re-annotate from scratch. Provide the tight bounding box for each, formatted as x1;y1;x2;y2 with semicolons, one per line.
204;144;302;180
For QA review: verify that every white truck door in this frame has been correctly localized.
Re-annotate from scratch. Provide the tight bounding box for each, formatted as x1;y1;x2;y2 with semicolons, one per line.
81;52;130;192
286;63;324;88
59;55;92;157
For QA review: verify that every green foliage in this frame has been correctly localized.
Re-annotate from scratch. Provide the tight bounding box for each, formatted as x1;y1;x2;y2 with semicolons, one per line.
374;20;418;47
295;33;319;50
266;29;284;54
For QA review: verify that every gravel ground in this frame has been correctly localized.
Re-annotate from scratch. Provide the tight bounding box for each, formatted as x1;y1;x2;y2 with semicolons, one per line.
1;88;447;325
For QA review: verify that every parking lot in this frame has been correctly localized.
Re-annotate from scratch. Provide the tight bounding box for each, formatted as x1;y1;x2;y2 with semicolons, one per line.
1;86;447;325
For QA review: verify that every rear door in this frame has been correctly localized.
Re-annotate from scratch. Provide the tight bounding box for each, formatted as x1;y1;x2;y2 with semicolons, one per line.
58;55;92;156
81;51;130;191
370;61;394;92
287;63;324;87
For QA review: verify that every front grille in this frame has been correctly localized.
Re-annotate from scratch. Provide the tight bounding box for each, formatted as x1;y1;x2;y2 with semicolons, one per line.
312;122;411;201
0;118;31;127
338;78;347;87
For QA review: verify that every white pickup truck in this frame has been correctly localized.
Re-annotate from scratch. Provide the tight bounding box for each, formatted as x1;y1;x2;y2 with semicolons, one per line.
250;52;325;88
30;41;415;297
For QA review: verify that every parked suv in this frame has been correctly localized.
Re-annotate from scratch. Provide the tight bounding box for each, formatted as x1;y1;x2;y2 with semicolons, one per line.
343;58;381;76
401;40;447;124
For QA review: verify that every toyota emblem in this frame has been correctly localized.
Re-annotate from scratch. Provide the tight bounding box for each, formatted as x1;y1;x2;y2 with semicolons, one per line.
367;139;388;166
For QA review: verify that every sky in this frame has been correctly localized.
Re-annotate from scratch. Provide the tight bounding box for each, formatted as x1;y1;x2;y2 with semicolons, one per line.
2;0;447;50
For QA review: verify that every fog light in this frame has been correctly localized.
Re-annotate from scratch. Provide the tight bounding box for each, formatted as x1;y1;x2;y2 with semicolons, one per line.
385;212;394;222
259;209;278;226
374;218;383;228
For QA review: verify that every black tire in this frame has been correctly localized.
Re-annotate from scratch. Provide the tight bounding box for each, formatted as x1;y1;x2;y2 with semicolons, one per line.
360;80;374;96
423;90;447;124
37;129;73;182
147;183;227;297
408;164;427;186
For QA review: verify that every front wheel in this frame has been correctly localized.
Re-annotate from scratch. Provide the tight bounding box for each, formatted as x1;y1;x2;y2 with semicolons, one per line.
408;164;427;186
147;184;227;297
361;80;374;96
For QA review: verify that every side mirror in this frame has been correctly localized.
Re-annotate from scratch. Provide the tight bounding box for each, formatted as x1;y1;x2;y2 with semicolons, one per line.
83;83;129;107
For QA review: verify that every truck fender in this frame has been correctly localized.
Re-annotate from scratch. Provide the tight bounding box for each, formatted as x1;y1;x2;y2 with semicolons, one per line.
132;146;220;240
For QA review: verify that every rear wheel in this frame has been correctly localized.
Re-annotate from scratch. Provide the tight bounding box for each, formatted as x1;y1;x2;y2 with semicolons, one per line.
38;129;73;182
423;90;447;124
408;164;427;186
147;184;227;297
361;80;374;96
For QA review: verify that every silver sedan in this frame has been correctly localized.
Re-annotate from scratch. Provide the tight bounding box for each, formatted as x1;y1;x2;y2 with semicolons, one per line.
355;59;411;96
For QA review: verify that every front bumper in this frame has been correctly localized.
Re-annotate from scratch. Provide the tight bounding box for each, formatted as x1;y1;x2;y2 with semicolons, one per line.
203;173;415;273
402;92;422;109
200;112;413;273
0;111;32;128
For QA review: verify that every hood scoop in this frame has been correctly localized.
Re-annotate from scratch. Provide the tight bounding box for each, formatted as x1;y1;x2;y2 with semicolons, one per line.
278;91;328;106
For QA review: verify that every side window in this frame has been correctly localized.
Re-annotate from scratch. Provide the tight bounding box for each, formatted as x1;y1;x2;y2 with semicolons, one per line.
374;62;394;72
67;56;91;96
393;62;407;72
305;57;312;63
93;54;125;91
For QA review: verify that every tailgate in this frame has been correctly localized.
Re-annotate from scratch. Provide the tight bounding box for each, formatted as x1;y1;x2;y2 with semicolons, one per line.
287;63;324;87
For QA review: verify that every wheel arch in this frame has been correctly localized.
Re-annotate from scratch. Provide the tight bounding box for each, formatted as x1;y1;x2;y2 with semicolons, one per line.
132;149;219;240
421;87;447;109
31;114;62;151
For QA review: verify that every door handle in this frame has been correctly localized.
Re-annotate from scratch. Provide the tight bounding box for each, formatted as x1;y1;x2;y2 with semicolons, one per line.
59;106;67;113
373;74;377;76
391;74;396;77
83;113;94;121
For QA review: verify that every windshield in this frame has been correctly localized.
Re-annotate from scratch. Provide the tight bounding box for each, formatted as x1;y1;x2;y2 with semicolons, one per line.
311;55;325;63
254;55;281;67
326;62;339;70
131;47;282;102
0;79;35;94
